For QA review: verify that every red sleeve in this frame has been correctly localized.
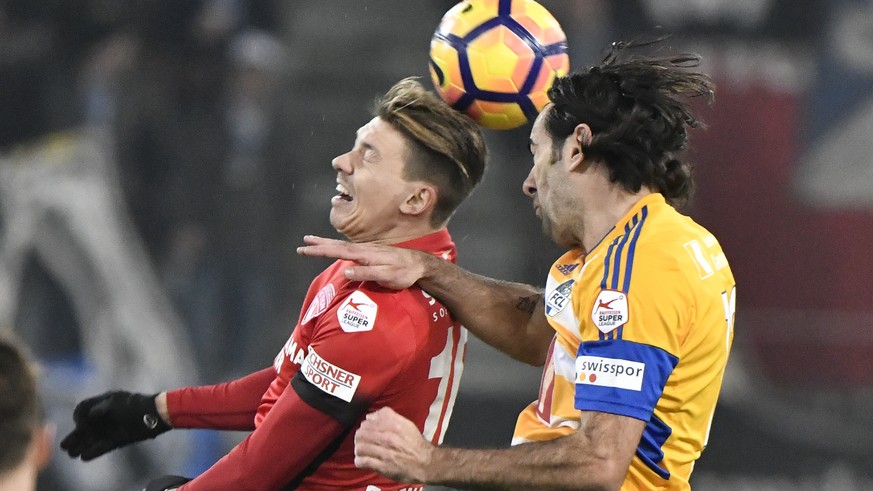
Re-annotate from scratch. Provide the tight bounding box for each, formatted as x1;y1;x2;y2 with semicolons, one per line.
176;384;347;491
166;367;274;431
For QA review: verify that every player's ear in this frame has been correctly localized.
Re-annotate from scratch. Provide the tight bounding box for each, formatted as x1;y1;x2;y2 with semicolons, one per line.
401;183;437;217
568;123;593;171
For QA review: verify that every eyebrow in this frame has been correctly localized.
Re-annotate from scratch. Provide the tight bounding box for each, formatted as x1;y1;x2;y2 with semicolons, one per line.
357;141;380;161
356;126;471;180
353;129;376;152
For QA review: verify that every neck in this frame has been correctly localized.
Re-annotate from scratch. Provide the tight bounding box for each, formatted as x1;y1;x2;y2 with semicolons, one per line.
578;186;652;253
350;222;441;246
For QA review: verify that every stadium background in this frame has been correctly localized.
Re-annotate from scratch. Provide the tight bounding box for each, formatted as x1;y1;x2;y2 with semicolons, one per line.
1;0;872;489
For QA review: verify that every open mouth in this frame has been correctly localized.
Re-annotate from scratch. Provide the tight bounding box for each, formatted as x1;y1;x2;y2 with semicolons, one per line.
336;183;353;201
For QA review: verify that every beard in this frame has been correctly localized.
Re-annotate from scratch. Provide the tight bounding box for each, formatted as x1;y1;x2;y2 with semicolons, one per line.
540;209;577;249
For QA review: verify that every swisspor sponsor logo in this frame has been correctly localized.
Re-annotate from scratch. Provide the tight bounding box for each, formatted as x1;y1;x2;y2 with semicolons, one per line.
556;263;579;276
302;284;336;324
337;290;378;332
576;355;645;391
591;289;629;333
545;279;574;317
301;347;361;402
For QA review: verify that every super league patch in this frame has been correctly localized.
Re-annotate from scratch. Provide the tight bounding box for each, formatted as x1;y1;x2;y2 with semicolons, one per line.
337;290;378;332
591;289;629;333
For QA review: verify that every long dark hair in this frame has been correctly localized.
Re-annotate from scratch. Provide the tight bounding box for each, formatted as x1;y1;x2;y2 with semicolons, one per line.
544;38;714;207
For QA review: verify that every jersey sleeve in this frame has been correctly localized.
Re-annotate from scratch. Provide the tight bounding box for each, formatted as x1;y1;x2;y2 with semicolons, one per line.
177;385;348;491
166;367;275;430
574;340;678;421
291;287;418;426
573;252;690;422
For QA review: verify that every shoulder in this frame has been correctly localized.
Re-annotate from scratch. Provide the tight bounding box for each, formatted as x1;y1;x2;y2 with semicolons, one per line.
360;281;432;320
328;282;429;351
631;207;714;271
638;210;731;290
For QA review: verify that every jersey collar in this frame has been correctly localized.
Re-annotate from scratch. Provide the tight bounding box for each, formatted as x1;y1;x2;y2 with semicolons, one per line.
394;228;457;262
587;193;666;257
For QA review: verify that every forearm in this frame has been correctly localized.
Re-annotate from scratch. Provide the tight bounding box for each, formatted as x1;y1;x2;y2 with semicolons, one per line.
166;368;275;430
425;437;617;491
419;254;549;365
419;411;641;491
178;387;347;491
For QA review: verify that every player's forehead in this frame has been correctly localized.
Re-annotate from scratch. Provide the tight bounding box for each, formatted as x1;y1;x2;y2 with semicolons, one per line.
355;117;403;146
355;117;382;140
530;105;552;146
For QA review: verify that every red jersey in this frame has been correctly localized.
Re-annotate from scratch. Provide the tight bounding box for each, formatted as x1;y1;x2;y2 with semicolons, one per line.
167;230;466;490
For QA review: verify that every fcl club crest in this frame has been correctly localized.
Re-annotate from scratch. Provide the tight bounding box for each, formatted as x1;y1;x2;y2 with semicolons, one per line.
545;279;574;317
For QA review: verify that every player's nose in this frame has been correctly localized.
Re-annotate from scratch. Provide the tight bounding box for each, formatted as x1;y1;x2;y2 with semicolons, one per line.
522;169;537;197
332;152;352;173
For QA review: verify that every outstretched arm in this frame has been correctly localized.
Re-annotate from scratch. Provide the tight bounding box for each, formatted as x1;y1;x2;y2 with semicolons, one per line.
298;235;553;365
176;386;348;491
354;406;644;491
61;369;275;461
162;367;275;430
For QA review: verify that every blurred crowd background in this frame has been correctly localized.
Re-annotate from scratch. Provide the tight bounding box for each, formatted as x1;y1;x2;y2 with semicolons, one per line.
1;0;872;490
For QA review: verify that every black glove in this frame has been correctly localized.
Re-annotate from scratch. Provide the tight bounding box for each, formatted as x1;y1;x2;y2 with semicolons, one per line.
60;390;171;461
143;475;191;491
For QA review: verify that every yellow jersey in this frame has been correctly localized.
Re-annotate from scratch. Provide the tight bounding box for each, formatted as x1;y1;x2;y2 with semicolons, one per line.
513;193;736;490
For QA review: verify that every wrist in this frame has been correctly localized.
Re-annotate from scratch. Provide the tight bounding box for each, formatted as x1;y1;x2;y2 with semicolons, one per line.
419;251;443;284
419;442;442;485
135;393;171;437
155;392;172;427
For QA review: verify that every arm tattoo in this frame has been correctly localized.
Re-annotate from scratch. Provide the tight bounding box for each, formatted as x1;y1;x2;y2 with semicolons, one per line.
515;294;540;315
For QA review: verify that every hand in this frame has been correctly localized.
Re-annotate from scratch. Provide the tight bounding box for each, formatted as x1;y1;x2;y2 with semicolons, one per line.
297;236;432;290
143;474;191;491
354;407;434;483
60;391;171;461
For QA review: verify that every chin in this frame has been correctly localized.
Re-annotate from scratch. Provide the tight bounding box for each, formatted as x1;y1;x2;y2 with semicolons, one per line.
329;217;361;242
542;222;571;249
329;214;347;235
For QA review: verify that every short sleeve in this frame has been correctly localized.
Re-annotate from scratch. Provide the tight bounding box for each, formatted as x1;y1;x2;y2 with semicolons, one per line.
574;246;689;421
574;339;678;421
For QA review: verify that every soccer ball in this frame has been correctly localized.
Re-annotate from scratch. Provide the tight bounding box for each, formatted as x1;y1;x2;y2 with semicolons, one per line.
429;0;570;130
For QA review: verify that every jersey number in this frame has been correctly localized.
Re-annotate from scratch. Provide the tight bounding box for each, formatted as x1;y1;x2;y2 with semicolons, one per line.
422;325;467;444
721;285;737;354
703;285;737;447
